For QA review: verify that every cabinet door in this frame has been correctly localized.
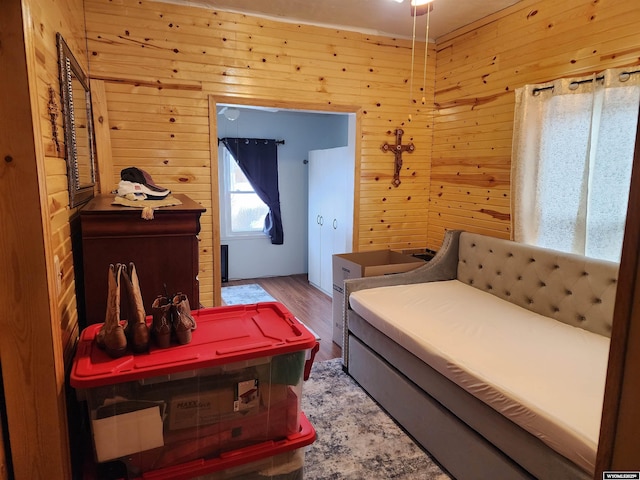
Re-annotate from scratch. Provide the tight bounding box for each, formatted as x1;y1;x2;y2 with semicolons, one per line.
321;148;347;293
309;147;353;295
307;149;324;289
328;146;352;258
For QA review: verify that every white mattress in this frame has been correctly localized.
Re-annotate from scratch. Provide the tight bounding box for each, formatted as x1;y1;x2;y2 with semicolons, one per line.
349;279;610;473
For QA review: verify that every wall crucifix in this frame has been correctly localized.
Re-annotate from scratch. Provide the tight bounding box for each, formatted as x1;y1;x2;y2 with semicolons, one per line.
381;128;415;187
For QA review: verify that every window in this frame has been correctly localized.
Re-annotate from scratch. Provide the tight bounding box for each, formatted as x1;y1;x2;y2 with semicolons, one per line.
220;147;269;236
512;68;640;262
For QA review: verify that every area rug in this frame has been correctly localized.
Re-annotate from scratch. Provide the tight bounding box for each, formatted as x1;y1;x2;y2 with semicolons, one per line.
221;283;276;305
302;359;452;480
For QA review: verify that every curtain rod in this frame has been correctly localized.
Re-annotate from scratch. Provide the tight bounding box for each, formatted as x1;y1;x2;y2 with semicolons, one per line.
218;137;285;145
532;69;640;95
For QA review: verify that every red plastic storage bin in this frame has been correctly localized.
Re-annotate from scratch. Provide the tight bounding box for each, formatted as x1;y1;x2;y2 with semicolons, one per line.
139;412;315;480
71;302;318;477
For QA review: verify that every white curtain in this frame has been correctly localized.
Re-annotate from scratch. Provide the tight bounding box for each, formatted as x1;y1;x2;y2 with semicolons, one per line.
512;67;640;262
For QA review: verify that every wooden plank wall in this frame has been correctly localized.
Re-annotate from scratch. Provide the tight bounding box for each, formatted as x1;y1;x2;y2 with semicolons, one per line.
28;0;89;365
83;0;437;307
1;0;88;475
429;0;640;249
101;83;216;302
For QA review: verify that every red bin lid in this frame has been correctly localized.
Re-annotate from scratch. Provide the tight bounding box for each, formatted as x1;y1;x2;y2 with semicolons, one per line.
71;302;317;388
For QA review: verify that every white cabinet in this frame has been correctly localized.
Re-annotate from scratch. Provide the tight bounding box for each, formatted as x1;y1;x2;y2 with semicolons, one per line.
308;146;353;295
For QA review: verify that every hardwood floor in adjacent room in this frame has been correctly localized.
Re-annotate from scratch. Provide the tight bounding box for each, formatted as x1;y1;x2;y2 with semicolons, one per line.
223;274;341;362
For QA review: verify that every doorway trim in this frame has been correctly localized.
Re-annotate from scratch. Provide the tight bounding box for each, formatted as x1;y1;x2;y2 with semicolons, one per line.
208;94;362;302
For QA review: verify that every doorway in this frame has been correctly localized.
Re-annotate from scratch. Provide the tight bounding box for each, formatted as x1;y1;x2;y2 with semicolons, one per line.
215;104;355;281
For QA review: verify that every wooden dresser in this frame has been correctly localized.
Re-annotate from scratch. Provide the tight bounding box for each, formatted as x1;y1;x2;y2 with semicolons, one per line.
79;194;206;325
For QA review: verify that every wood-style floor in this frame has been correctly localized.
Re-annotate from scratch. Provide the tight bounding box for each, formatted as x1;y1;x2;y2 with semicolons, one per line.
223;274;342;362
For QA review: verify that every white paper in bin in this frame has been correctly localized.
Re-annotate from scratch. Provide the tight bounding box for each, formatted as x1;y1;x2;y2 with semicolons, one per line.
92;406;164;462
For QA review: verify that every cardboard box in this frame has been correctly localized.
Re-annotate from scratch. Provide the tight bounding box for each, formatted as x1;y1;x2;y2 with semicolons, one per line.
332;251;425;346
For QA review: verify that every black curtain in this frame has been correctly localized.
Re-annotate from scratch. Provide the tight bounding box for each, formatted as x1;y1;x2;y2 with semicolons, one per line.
221;137;284;244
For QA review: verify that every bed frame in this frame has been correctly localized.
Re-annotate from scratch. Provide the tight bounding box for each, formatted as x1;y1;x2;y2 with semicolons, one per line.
342;230;619;479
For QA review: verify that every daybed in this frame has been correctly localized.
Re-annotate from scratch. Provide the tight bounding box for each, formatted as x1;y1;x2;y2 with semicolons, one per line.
342;230;619;479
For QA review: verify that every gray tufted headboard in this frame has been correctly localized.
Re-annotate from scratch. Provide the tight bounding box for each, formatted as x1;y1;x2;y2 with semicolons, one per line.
457;232;620;338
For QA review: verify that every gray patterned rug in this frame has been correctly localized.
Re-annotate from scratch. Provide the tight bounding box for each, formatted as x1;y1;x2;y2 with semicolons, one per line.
221;283;276;305
302;359;452;480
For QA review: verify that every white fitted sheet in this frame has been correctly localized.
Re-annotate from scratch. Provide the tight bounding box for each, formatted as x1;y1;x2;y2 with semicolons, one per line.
349;280;609;473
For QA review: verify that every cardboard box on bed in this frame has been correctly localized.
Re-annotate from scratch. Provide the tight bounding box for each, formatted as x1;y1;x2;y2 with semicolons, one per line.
331;251;425;346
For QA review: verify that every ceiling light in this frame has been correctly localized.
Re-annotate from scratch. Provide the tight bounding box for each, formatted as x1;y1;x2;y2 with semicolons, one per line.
411;0;434;15
225;108;240;121
220;107;240;121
